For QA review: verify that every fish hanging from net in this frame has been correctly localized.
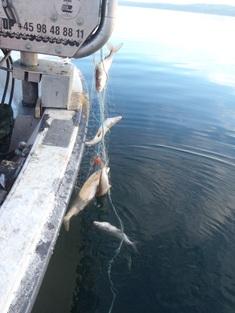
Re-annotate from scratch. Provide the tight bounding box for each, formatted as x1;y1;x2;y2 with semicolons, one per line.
67;44;126;313
91;46;125;313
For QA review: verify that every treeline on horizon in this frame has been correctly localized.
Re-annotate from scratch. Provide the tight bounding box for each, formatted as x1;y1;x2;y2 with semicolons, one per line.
119;1;235;17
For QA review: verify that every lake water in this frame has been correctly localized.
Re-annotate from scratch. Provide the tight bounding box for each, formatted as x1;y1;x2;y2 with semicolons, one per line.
32;2;235;313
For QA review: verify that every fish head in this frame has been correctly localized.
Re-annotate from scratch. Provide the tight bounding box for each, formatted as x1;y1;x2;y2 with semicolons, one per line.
93;221;110;231
110;116;122;126
114;116;122;122
93;221;103;230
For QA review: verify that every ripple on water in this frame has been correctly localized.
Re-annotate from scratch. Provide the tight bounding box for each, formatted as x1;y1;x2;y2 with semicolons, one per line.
32;6;235;311
110;144;233;248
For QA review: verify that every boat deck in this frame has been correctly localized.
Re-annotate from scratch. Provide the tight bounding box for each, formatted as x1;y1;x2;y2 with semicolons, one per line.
0;103;88;313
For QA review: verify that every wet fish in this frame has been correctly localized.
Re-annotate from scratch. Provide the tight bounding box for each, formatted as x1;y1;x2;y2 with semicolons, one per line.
63;169;102;231
95;43;123;92
93;221;136;250
85;116;122;146
63;163;112;231
96;166;111;197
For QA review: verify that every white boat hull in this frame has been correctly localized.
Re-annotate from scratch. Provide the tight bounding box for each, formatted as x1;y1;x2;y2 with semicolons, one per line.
0;103;89;313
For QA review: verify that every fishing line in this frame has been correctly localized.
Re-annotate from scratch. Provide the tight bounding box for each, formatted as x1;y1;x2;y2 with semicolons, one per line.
86;46;125;313
106;191;124;313
96;48;124;230
98;92;108;163
96;48;125;313
83;53;101;181
107;238;124;313
98;48;109;164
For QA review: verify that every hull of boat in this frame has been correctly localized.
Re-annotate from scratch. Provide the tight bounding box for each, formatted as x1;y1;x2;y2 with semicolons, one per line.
0;100;89;313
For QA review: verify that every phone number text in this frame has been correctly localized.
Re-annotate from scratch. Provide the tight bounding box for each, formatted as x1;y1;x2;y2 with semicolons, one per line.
19;22;84;39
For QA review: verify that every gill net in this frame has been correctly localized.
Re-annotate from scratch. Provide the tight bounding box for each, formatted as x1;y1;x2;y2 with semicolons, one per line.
86;48;125;313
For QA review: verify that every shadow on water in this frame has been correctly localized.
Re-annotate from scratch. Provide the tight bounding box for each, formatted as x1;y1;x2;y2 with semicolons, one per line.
119;1;235;17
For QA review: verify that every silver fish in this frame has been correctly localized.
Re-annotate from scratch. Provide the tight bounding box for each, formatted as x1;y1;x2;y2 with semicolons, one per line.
95;43;123;92
63;165;111;231
93;221;136;250
85;116;122;146
96;166;111;197
63;169;102;231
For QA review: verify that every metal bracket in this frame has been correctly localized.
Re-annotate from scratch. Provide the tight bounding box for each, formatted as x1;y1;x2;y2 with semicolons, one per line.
13;58;84;110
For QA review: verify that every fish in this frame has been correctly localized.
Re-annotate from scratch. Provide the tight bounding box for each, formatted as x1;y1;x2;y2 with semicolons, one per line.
63;169;102;231
96;166;111;197
63;163;112;231
95;43;123;92
85;116;122;146
93;221;137;251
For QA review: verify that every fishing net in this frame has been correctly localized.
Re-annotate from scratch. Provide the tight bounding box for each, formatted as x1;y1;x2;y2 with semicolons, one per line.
82;48;125;313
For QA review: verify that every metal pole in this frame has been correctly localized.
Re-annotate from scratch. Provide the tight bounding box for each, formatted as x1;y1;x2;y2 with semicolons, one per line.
20;52;38;107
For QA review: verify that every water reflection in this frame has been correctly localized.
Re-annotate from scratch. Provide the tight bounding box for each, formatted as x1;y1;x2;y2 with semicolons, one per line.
119;1;235;17
115;5;235;88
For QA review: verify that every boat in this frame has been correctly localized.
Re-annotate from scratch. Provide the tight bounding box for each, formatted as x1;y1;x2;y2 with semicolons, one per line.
0;1;117;312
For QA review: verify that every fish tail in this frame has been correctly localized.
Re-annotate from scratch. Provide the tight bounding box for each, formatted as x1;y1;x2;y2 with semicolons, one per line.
126;238;139;253
106;42;123;54
130;241;139;254
63;205;79;231
63;215;71;232
123;234;139;253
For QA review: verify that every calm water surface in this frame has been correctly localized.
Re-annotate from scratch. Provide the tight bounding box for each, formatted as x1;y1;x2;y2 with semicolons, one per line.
33;2;235;313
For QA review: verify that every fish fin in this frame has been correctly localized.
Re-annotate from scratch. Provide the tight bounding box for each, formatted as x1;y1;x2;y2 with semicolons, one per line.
63;215;70;232
129;241;139;254
106;42;123;54
132;242;139;254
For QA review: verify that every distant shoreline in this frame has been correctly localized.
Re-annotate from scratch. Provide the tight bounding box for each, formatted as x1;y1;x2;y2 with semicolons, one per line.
119;1;235;17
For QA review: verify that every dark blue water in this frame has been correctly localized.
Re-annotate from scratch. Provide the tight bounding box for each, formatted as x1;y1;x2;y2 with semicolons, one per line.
32;2;235;313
